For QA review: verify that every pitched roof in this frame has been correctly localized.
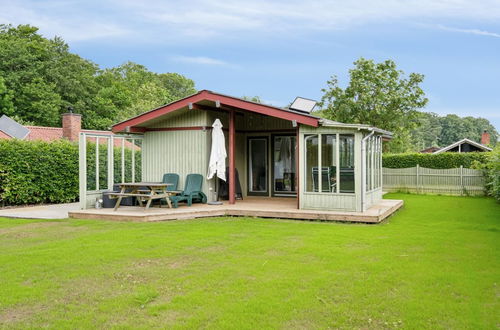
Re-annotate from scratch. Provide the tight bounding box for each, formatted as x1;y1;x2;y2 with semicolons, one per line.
0;119;139;150
112;90;320;132
433;138;492;154
25;126;64;141
0;115;30;139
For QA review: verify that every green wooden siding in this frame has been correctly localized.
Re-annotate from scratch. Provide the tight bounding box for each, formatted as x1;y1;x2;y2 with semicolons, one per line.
146;109;209;128
142;130;210;195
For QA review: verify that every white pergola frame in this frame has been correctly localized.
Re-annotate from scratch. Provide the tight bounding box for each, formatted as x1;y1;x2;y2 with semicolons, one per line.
79;132;143;209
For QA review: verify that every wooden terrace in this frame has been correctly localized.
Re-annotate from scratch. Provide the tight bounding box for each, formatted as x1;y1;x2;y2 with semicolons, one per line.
69;197;403;223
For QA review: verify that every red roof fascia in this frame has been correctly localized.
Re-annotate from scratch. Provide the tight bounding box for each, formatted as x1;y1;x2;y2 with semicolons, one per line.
210;91;319;127
112;91;209;133
112;90;319;132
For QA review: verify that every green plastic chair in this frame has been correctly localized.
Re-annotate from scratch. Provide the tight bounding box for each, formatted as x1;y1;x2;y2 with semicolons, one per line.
162;173;179;191
170;174;207;208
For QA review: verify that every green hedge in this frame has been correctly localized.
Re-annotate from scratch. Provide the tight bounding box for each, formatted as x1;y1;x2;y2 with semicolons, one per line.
472;147;500;201
382;152;489;169
85;142;142;191
0;139;79;205
0;139;141;206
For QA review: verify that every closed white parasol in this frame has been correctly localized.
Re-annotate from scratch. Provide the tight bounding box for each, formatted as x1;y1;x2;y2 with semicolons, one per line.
207;119;227;181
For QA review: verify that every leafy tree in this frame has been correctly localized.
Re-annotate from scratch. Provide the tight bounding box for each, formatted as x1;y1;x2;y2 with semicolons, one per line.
0;75;14;115
0;24;197;130
320;58;428;152
242;96;262;103
0;24;99;126
409;112;442;150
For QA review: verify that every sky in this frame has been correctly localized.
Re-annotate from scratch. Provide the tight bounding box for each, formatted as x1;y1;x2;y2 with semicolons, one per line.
1;0;500;130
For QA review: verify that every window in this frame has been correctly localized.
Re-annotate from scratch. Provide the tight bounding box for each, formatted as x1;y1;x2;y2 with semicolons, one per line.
339;135;355;193
305;135;318;192
304;133;355;194
365;135;382;191
321;134;337;192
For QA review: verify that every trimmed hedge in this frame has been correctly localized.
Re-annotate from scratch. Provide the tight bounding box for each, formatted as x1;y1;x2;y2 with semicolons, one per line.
383;152;489;169
0;139;141;206
0;139;79;205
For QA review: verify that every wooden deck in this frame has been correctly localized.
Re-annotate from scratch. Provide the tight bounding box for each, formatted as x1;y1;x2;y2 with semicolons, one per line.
69;197;403;223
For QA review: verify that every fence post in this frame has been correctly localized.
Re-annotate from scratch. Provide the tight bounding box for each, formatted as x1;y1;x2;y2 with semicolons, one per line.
416;164;420;193
460;165;463;196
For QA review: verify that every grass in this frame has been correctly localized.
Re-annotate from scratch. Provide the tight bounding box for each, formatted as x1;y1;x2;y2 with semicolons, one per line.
0;193;499;329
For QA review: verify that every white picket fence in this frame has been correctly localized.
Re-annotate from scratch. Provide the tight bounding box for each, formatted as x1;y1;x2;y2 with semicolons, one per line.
383;165;485;196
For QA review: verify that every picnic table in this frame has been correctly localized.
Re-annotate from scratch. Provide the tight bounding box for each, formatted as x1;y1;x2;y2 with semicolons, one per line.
108;182;180;211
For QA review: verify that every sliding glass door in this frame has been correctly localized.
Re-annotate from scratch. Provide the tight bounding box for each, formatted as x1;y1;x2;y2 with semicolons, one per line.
272;135;296;196
248;137;268;195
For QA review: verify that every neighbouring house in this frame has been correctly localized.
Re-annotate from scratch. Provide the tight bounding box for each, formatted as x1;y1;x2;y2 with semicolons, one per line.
420;146;441;153
420;131;492;154
0;113;139;149
78;90;393;213
432;132;492;154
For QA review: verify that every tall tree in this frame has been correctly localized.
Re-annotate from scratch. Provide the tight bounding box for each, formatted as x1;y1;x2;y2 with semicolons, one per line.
0;24;99;126
0;24;197;130
320;58;428;152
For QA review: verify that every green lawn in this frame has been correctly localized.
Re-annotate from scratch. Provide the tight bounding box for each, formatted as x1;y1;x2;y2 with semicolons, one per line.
0;194;499;329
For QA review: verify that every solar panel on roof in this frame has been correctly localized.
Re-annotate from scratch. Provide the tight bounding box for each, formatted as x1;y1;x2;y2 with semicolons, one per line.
289;97;317;113
0;115;30;139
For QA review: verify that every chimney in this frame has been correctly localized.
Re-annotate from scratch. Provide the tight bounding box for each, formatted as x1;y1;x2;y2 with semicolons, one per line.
62;112;82;142
481;130;490;146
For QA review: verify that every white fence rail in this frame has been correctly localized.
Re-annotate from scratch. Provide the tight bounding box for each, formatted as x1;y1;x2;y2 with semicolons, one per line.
383;165;485;196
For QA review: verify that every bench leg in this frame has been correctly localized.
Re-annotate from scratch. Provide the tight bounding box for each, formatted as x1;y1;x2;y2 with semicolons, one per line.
165;196;172;208
145;198;152;210
113;196;123;211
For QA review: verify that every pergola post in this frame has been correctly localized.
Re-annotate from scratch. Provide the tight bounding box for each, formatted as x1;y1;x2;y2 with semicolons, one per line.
229;109;235;204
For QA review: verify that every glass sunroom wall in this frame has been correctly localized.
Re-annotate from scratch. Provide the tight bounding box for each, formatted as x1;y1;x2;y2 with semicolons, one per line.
304;135;318;192
339;134;355;193
321;134;337;193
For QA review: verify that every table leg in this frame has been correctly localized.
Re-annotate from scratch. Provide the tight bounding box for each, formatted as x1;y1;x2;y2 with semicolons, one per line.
144;186;155;210
113;186;126;211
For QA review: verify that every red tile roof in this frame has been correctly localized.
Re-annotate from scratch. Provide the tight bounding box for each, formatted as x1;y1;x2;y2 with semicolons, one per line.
1;125;140;150
0;130;12;139
25;126;64;141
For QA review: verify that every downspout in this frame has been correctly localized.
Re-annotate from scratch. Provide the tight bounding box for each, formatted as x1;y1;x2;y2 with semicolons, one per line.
361;129;375;212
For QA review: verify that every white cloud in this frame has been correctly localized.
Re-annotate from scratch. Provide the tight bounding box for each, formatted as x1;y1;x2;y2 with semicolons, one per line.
437;25;500;38
171;55;229;66
0;1;132;42
1;0;500;42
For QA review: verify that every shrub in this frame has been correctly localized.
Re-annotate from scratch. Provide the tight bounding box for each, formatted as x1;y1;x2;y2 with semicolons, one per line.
383;152;489;169
0;139;141;206
0;139;79;205
472;146;500;201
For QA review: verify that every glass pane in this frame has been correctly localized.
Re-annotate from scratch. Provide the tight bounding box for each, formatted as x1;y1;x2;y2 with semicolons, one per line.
339;134;355;193
305;135;318;192
321;134;337;193
365;137;370;191
274;136;296;193
249;138;267;192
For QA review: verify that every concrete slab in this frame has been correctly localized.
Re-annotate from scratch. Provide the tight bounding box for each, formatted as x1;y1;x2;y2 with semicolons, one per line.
0;203;80;219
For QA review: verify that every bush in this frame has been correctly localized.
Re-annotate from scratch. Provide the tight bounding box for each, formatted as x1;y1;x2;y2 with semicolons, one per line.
0;139;79;205
383;152;489;169
472;146;500;201
0;139;142;206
